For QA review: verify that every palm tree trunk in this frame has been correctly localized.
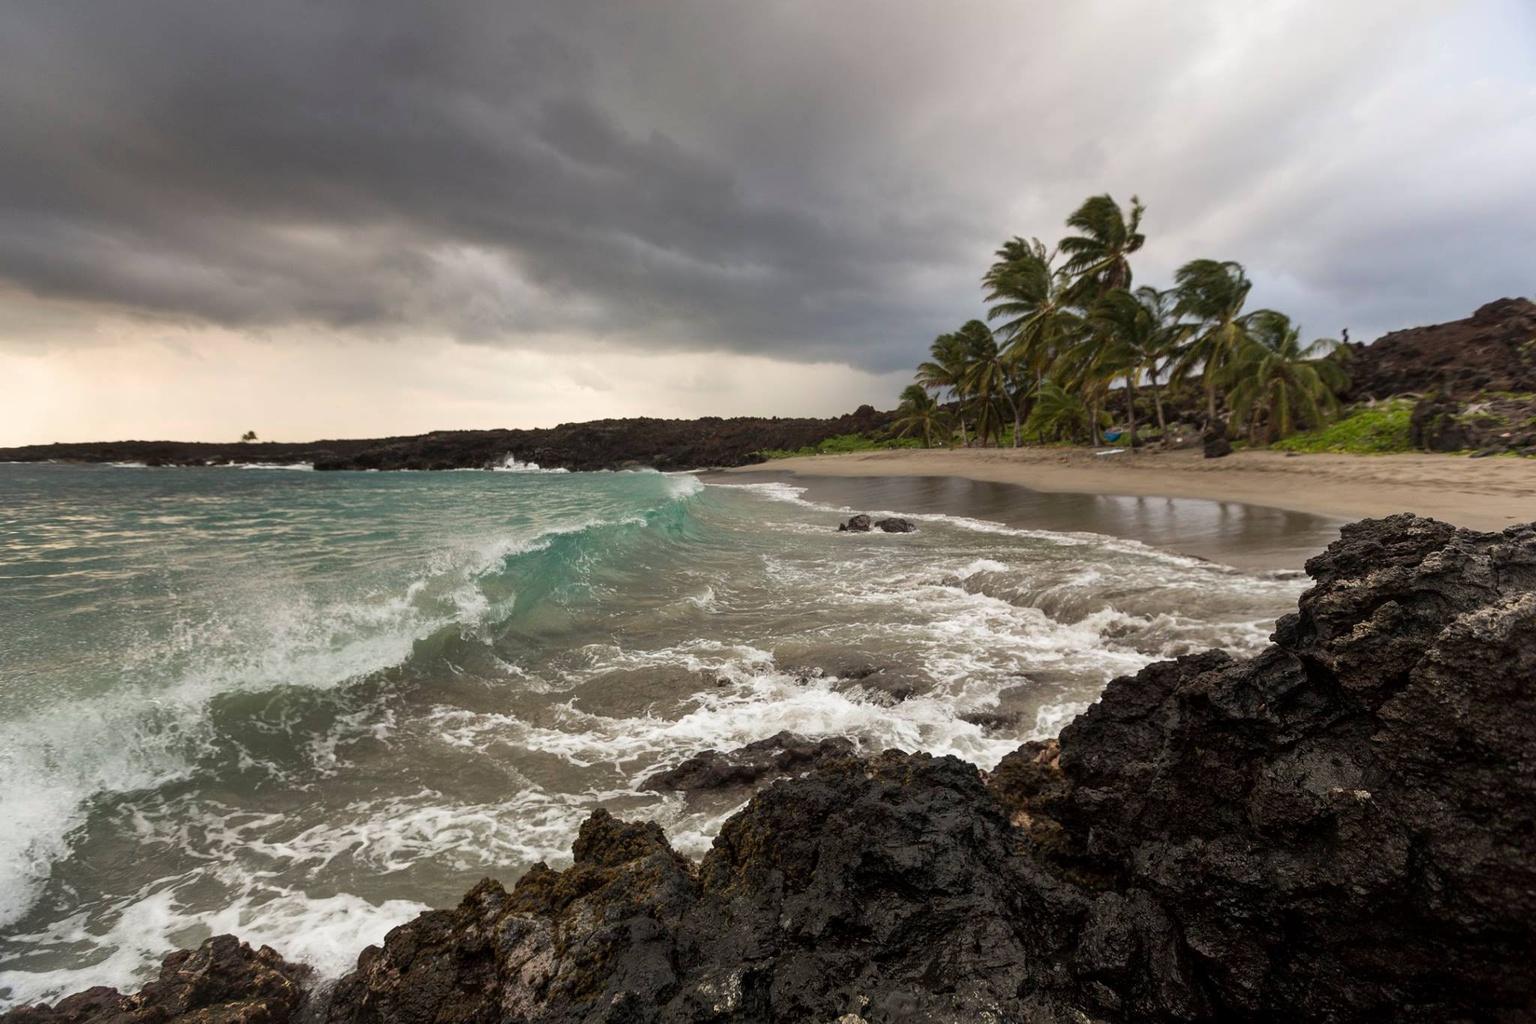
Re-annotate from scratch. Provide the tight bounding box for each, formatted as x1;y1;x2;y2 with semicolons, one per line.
996;364;1022;449
1126;378;1138;447
1150;372;1167;435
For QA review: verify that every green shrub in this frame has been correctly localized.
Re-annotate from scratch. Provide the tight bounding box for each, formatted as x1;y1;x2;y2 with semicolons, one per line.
757;433;924;459
1271;399;1415;454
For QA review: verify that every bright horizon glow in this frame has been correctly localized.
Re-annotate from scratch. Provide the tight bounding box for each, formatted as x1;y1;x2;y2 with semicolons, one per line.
1;0;1532;443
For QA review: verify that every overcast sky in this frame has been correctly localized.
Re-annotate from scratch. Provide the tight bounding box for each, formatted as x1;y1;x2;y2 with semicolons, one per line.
2;0;1533;443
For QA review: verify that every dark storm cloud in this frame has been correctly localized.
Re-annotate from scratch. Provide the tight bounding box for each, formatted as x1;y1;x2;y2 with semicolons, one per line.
0;1;1532;368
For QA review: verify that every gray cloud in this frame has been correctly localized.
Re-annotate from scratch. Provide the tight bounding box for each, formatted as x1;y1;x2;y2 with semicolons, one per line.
0;0;1532;371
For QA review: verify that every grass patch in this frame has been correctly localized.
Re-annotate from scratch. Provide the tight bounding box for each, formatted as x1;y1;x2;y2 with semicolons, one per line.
1271;399;1416;454
757;433;924;459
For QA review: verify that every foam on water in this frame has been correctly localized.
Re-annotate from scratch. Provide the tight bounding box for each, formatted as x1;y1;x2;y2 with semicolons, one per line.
493;454;569;473
0;486;699;931
0;463;1309;1007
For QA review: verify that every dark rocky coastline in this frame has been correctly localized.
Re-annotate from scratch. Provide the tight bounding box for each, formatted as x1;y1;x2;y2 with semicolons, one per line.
5;513;1535;1023
0;407;896;473
1346;297;1536;401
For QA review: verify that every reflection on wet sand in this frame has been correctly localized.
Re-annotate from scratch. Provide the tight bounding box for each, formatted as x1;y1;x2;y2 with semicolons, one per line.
726;472;1342;572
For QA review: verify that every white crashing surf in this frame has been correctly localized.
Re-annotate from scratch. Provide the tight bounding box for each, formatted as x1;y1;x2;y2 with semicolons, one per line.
0;463;1310;1008
0;491;696;934
492;454;569;473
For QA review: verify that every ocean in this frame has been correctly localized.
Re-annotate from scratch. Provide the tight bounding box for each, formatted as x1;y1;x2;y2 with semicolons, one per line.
0;462;1309;1007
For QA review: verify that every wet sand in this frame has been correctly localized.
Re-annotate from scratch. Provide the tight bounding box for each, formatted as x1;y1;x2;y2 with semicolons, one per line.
726;448;1536;570
717;470;1340;571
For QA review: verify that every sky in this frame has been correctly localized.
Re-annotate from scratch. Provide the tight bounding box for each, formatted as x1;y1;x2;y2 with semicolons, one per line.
1;0;1533;444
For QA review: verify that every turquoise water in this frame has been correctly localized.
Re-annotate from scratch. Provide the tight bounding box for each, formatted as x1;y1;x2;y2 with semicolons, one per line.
0;463;1305;1006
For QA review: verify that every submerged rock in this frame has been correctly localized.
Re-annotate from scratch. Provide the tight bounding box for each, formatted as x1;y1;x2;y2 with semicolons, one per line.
837;514;872;532
10;514;1536;1023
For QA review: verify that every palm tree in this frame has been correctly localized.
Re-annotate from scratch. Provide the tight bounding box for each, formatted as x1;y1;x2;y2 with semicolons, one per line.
1080;288;1159;447
957;320;1023;448
916;332;974;445
892;383;952;448
1023;379;1102;444
1059;194;1146;300
1079;286;1190;446
1222;312;1348;443
983;237;1082;438
1132;286;1186;436
1171;259;1270;428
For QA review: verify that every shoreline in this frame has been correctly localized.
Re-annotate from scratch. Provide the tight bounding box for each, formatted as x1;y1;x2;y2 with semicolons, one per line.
728;447;1536;534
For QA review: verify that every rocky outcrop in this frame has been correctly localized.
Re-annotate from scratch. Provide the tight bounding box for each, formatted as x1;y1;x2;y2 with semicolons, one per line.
0;408;898;473
837;515;916;533
2;935;310;1024
1410;392;1536;455
9;515;1535;1023
641;732;856;793
1201;420;1232;458
1348;297;1536;400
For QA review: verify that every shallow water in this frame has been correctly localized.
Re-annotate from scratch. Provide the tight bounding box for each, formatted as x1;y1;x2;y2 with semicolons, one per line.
0;462;1312;1006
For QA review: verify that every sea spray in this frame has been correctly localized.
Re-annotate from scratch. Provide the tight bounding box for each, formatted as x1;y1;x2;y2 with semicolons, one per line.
0;462;1306;1007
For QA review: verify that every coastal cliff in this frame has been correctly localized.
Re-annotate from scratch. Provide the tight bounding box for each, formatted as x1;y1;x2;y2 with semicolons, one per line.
5;513;1534;1023
0;408;896;473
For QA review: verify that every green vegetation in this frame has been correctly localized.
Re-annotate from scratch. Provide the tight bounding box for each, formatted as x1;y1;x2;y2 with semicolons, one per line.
757;433;922;460
898;193;1351;449
1271;399;1415;454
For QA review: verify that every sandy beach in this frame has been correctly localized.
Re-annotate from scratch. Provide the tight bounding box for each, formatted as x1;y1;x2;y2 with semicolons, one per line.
730;447;1536;534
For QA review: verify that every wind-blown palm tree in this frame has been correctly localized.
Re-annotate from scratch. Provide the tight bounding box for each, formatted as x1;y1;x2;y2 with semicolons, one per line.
1171;259;1270;427
916;332;974;445
1222;312;1348;443
1132;285;1186;436
1083;287;1177;447
1023;380;1101;444
956;320;1024;448
1059;194;1146;300
983;237;1082;438
892;383;952;448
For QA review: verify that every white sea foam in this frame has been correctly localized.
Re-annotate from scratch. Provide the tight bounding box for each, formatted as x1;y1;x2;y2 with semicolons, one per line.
0;504;676;931
492;454;569;473
0;883;426;1006
0;464;1309;1006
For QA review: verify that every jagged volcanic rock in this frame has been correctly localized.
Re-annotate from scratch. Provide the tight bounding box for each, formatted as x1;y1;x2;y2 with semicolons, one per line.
1;935;310;1024
640;731;857;793
8;514;1534;1023
1347;297;1536;399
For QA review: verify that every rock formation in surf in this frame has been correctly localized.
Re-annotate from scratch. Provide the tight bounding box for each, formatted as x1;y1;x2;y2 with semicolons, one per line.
6;513;1534;1023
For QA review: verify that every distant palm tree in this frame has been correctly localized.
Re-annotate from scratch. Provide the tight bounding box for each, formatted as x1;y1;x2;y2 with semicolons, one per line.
1023;380;1101;444
1132;286;1187;436
1059;194;1146;300
916;332;974;445
1223;312;1348;443
957;320;1023;447
983;237;1082;438
1171;259;1270;426
892;383;952;448
1082;287;1172;447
